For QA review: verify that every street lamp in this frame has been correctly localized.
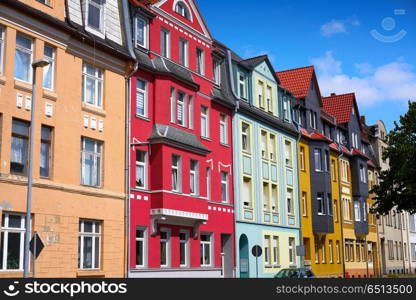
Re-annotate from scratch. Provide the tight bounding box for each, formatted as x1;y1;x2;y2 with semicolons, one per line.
23;59;49;278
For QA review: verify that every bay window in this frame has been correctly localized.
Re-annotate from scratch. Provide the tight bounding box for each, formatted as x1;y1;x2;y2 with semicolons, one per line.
190;159;199;196
172;155;181;192
177;92;186;126
354;201;361;221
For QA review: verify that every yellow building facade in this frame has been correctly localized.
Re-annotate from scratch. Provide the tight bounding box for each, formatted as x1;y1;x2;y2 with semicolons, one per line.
0;0;132;277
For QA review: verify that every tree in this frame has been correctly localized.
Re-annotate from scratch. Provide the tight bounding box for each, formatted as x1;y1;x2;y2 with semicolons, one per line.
372;101;416;215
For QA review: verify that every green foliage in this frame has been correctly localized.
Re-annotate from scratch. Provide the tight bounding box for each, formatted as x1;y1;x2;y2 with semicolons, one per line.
371;101;416;215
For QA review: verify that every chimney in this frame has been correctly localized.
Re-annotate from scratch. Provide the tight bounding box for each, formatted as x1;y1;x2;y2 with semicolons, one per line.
330;93;336;96
360;116;366;124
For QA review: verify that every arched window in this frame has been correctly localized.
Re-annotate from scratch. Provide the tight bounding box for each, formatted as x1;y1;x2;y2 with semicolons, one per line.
175;1;190;20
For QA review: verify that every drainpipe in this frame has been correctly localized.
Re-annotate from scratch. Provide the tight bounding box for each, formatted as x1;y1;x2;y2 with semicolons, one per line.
122;0;139;279
336;145;347;278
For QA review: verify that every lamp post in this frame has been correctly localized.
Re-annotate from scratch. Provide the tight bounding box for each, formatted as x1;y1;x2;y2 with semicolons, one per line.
23;59;49;278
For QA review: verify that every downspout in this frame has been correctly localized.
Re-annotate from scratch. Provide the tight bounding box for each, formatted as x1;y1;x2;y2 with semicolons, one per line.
226;49;239;277
122;0;139;279
336;145;347;278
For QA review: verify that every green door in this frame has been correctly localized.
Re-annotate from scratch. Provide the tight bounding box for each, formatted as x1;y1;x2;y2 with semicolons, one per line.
239;234;249;278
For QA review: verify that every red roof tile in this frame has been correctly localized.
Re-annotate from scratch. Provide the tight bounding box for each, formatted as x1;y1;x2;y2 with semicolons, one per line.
321;93;355;124
276;66;315;99
329;143;340;152
367;160;376;168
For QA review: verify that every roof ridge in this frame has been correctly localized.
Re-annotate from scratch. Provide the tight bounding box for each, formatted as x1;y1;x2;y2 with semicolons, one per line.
276;65;314;74
243;54;268;61
322;92;355;99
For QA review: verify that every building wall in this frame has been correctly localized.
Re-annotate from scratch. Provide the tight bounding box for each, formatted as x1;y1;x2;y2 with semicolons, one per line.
0;2;127;277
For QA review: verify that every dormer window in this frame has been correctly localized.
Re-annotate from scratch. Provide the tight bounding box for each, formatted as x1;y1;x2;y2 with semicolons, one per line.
175;1;191;20
238;73;247;100
86;0;105;33
135;16;148;48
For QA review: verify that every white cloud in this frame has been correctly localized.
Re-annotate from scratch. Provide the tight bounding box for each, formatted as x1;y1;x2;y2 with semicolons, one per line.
311;52;416;107
320;16;360;37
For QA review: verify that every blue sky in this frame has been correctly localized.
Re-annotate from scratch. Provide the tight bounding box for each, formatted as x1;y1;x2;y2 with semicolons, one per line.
198;0;416;130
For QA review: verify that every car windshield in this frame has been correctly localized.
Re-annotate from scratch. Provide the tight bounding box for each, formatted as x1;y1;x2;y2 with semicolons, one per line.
275;269;299;278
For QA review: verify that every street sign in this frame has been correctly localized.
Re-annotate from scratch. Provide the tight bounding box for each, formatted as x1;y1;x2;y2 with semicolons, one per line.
251;245;262;257
29;232;44;259
296;245;306;257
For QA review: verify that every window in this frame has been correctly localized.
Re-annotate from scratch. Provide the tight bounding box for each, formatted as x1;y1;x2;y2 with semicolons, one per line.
40;125;52;178
136;228;146;267
175;1;190;19
264;235;271;266
271;184;278;213
43;44;55;90
336;241;340;263
0;213;25;271
284;141;292;167
220;114;227;145
78;220;101;270
179;231;189;267
263;182;269;211
243;177;252;208
0;26;4;75
331;159;336;181
206;168;211;200
317;193;325;215
352;132;358;148
200;233;212;266
360;165;367;183
356;243;361;262
354;201;361;221
171;155;181;192
196;48;204;75
239;73;246;99
160;28;170;58
179;38;188;67
82;63;103;108
10;119;30;175
269;134;276;161
329;241;333;263
324;151;329;172
136;79;148;117
136;16;148;48
136;151;147;189
261;131;267;159
258;81;264;108
200;106;209;138
343;198;351;220
86;0;104;32
170;88;176;123
411;243;416;261
302;192;307;217
309;111;317;129
213;58;221;85
363;202;367;222
327;193;333;216
314;148;322;171
333;200;338;222
287;188;294;215
315;243;320;263
160;229;170;267
190;160;199;196
241;123;250;152
15;34;33;82
288;237;296;264
266;86;272;112
300;147;305;171
221;171;229;203
321;242;326;263
81;138;102;187
188;96;194;129
283;97;290;120
273;237;280;265
177;92;186;126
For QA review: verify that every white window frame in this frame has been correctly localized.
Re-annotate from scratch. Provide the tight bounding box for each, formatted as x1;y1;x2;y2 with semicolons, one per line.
81;137;102;187
160;228;171;268
264;235;271;266
317;193;325;215
188;95;194;129
200;233;212;267
336;241;341;263
206;167;211;200
135;227;147;268
200;106;209;138
170;88;176;123
85;0;105;34
269;134;276;161
241;123;250;153
0;213;26;271
196;47;204;75
171;155;182;193
135;16;148;48
42;44;55;91
220;113;228;145
266;86;273;113
238;72;246;99
271;184;278;213
314;148;322;171
177;91;187;126
82;63;103;108
329;241;333;264
243;176;252;208
213;58;221;85
302;191;307;217
79;219;101;270
354;201;361;221
284;141;292;168
190;159;199;196
0;26;4;76
287;188;294;216
136;150;147;189
221;171;229;203
136;78;148;118
179;230;190;267
288;237;296;264
179;38;188;67
321;242;326;263
272;236;280;266
160;27;170;58
14;33;33;83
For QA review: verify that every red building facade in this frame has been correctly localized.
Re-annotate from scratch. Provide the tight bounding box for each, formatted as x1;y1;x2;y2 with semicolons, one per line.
128;0;235;277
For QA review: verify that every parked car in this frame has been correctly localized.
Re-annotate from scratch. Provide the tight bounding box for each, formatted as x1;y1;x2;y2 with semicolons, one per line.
274;268;316;278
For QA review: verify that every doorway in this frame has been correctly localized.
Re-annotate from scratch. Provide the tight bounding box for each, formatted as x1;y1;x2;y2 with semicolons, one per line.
239;234;249;278
221;234;233;278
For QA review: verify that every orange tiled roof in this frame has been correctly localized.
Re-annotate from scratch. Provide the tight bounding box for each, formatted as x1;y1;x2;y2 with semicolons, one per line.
276;66;315;99
322;93;355;124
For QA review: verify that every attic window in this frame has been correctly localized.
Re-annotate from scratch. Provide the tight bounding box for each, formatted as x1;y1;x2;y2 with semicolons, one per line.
86;0;105;33
175;1;191;20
